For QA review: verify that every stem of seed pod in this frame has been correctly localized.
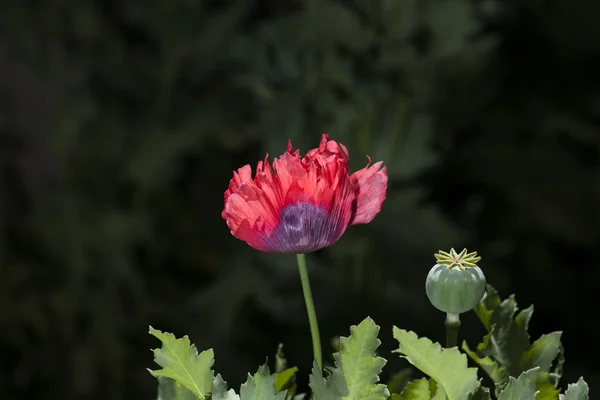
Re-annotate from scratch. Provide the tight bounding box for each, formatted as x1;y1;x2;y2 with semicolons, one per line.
445;312;461;348
296;253;322;370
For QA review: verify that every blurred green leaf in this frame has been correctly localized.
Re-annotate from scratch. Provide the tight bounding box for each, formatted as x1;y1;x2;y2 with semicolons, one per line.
560;377;589;400
274;344;287;373
274;367;298;393
305;0;374;51
469;386;492;400
390;114;437;180
212;374;241;400
392;378;429;400
426;0;480;61
536;380;560;400
386;368;413;395
240;364;286;400
157;377;198;400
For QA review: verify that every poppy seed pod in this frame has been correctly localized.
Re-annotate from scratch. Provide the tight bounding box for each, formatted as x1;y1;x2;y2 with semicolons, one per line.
426;248;486;314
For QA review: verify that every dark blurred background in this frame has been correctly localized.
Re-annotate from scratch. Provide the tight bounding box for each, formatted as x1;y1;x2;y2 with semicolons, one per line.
0;0;599;399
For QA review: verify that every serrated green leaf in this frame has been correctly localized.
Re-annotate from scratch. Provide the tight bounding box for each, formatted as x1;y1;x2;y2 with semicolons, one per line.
394;378;430;400
559;377;589;400
148;326;215;399
492;301;532;374
473;285;500;330
212;374;240;400
240;364;286;400
309;318;388;400
334;317;389;400
498;368;539;400
309;362;345;400
522;332;562;373
157;376;198;400
274;367;298;392
469;385;492;400
470;285;566;397
462;338;506;383
393;328;479;400
469;285;540;377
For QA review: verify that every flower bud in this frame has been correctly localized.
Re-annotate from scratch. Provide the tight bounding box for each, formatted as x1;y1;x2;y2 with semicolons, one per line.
426;248;486;314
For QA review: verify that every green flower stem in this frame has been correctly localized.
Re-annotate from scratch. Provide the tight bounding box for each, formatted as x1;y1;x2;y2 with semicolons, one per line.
445;312;461;348
296;253;322;370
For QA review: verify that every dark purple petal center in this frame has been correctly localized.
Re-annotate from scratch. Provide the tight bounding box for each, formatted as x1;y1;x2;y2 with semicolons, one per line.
265;202;341;253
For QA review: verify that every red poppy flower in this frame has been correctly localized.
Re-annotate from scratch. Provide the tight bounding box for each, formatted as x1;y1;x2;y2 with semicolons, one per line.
222;134;388;253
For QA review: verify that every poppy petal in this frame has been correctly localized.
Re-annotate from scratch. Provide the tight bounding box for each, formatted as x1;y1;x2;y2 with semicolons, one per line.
255;157;284;216
262;178;354;253
272;151;306;196
303;134;349;168
349;160;388;225
223;164;253;209
222;135;387;253
223;182;279;251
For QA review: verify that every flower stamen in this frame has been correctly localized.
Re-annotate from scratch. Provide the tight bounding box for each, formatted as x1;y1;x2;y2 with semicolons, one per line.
434;248;482;271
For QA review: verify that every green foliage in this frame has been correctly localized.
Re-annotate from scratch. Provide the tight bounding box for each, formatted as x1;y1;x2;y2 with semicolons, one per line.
386;369;413;395
463;285;566;397
212;375;241;400
391;378;430;400
334;317;389;399
272;344;301;397
393;281;591;400
497;368;539;400
150;295;590;400
308;317;389;400
393;328;479;400
560;378;589;400
157;377;199;400
239;364;287;400
308;362;345;400
149;328;290;400
470;386;493;400
523;333;562;376
148;327;215;399
274;367;299;393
